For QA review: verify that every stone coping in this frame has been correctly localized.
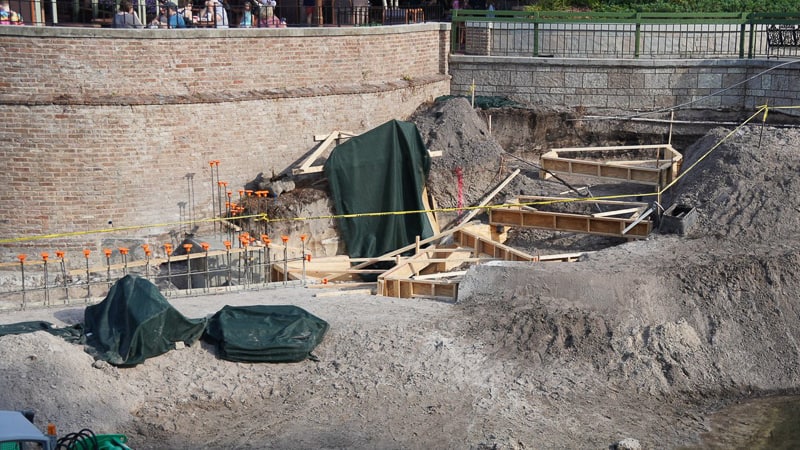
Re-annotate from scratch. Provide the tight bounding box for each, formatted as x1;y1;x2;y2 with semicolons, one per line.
0;21;450;39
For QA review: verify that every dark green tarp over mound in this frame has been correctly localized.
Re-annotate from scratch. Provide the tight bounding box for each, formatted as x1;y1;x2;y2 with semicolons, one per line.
324;119;434;259
203;305;329;363
84;275;207;366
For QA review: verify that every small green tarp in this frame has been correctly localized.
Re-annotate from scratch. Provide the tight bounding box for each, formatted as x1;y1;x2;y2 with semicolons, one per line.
324;119;434;259
83;275;207;367
203;305;329;363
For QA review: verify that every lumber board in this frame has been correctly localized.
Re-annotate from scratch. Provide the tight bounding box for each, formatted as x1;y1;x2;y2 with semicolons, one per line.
489;197;652;239
314;288;374;298
325;224;468;282
453;169;521;228
539;144;682;186
453;228;536;262
293;131;341;175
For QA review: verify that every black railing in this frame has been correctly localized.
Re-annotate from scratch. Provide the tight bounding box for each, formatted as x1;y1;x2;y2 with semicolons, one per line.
0;0;444;27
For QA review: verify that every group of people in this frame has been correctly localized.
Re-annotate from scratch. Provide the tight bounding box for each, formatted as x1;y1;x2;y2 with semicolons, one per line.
0;0;23;25
111;0;285;29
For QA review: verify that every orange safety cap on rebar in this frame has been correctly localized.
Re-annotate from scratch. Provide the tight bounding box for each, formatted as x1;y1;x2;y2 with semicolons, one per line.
119;247;129;255
183;243;193;252
281;235;289;243
56;251;65;259
300;234;308;242
17;254;26;262
201;242;210;251
83;249;91;258
142;244;150;251
41;252;49;261
223;240;232;249
103;249;112;257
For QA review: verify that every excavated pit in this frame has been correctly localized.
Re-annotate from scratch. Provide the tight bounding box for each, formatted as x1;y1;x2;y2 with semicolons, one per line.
4;98;800;449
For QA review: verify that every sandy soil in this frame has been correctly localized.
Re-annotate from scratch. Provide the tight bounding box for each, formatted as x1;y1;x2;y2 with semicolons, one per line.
2;99;800;449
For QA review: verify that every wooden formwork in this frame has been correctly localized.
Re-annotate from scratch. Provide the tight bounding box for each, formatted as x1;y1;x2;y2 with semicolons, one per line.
539;144;682;186
378;226;582;301
489;196;652;239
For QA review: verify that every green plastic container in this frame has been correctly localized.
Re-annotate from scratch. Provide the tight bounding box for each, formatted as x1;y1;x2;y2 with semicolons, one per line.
72;434;131;450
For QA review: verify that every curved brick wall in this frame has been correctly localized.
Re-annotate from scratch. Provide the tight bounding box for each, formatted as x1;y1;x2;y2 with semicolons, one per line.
0;24;451;256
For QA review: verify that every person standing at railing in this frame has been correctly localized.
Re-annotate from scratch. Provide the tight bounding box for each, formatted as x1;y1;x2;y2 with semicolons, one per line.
149;2;187;28
256;0;275;22
198;0;229;27
112;0;143;28
303;0;314;24
199;0;224;25
0;0;23;25
240;0;253;27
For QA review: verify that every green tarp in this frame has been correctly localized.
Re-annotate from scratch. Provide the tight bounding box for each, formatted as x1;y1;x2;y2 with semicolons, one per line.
79;275;328;365
324;119;434;259
203;305;329;363
83;275;208;366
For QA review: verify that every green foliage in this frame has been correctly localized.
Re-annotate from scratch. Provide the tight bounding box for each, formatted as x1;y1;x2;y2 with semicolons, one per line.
523;0;800;13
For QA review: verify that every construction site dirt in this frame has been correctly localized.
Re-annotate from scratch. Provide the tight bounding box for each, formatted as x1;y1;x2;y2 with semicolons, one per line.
3;97;800;449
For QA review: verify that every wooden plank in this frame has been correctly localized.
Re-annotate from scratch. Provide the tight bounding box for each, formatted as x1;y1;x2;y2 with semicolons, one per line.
489;197;652;239
412;270;467;280
326;224;468;282
421;186;440;235
453;168;521;228
314;288;374;298
453;228;537;262
591;207;643;218
293;131;340;175
313;131;355;141
539;144;682;186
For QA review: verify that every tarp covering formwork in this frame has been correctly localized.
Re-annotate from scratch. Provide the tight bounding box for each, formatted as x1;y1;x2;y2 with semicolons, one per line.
324;119;434;258
203;305;329;363
81;275;328;366
83;275;207;366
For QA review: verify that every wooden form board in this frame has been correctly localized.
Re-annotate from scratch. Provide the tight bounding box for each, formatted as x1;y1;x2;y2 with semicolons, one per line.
489;196;652;239
377;225;542;300
292;131;354;175
293;130;441;176
539;144;682;186
378;247;468;300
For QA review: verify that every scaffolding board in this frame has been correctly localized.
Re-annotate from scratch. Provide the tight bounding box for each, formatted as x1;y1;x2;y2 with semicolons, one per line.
539;144;682;186
489;196;652;239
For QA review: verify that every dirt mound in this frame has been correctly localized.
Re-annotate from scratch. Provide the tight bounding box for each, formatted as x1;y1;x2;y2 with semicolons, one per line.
671;125;800;243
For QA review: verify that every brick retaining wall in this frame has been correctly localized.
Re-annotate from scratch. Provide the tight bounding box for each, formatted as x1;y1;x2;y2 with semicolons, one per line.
0;24;451;257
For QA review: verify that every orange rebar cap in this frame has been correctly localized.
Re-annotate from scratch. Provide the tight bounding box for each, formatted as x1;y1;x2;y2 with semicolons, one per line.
119;247;129;255
41;252;49;261
223;240;232;249
17;254;26;262
103;249;112;257
201;242;210;251
83;249;91;258
281;235;289;243
183;243;193;252
300;234;308;242
56;251;65;259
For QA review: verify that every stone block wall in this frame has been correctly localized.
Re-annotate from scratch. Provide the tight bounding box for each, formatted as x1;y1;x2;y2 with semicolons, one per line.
449;56;800;114
0;24;451;257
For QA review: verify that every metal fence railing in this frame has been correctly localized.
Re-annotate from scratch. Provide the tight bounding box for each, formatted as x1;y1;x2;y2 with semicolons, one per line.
451;11;800;59
0;0;444;28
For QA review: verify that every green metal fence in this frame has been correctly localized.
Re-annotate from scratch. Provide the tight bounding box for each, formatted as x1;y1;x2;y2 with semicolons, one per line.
451;11;800;59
